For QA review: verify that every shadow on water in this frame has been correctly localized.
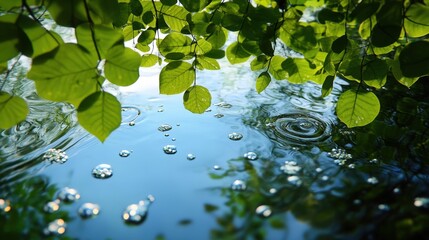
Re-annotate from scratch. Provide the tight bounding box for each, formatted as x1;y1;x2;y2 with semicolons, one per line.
1;59;429;239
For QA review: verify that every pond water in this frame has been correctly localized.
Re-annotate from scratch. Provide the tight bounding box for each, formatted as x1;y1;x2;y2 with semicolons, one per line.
2;56;429;239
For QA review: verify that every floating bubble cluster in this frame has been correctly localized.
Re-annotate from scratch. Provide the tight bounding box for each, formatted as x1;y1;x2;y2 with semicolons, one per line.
44;219;66;236
119;150;131;157
43;148;69;164
280;161;302;175
270;113;331;144
367;177;379;185
255;205;272;218
244;152;258;160
213;165;221;170
92;164;113;179
228;132;243;141
0;199;11;213
78;203;100;219
287;176;302;186
44;200;60;213
158;124;172;132
187;154;196;160
122;195;155;225
328;148;353;166
214;113;224;118
163;145;177;154
231;180;247;191
57;187;80;203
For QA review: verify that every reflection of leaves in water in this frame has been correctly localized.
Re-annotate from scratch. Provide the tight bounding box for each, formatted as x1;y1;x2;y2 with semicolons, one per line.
0;176;71;239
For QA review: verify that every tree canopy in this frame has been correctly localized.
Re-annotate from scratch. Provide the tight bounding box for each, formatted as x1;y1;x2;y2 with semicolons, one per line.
1;0;429;141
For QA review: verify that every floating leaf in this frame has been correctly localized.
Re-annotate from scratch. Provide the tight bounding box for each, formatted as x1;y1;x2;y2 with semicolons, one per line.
336;89;380;128
77;91;121;142
160;61;195;94
104;46;141;86
183;85;211;113
0;92;29;129
399;41;429;78
256;72;271;93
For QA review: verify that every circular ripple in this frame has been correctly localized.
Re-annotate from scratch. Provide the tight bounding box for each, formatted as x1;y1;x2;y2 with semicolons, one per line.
271;113;331;144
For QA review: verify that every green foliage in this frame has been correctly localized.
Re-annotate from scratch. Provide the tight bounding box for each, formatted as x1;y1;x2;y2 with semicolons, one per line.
2;0;429;140
0;92;29;129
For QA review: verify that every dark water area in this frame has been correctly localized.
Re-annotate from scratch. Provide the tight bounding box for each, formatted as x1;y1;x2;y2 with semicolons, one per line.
1;58;429;240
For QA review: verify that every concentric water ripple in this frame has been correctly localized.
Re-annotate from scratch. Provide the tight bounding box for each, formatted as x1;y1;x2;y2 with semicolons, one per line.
121;106;142;125
268;113;332;144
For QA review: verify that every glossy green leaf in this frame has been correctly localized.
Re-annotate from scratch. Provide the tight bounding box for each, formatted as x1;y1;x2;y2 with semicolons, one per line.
162;5;189;32
76;23;123;59
159;32;192;58
221;14;243;31
27;43;99;102
129;0;143;16
180;0;209;12
141;54;160;67
336;89;380;128
138;28;156;45
17;15;62;58
321;75;334;97
226;42;251;64
123;25;141;41
371;2;402;47
183;85;211;113
87;0;119;24
389;50;419;88
195;39;212;55
113;2;130;27
256;72;271;93
161;0;177;6
0;14;26;62
282;58;316;84
0;0;21;10
404;3;429;38
105;46;141;86
340;57;387;88
268;55;287;80
0;92;29;129
250;55;269;71
160;61;195;94
77;91;121;142
196;56;220;70
399;41;429;78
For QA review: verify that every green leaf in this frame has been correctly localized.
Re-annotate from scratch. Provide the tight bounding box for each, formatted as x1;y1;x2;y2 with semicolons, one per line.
123;25;141;41
183;85;211;113
195;39;212;55
317;8;344;24
27;43;99;102
221;14;243;31
141;54;160;67
371;2;402;47
399;41;429;78
196;56;220;70
282;58;317;84
0;92;29;129
104;46;141;86
180;0;209;12
113;2;130;27
45;0;87;27
159;32;193;58
129;0;143;16
404;3;429;38
76;23;123;59
138;28;156;45
268;55;287;80
0;62;7;74
256;72;271;93
336;89;380;128
349;2;379;23
77;91;121;142
206;26;227;49
250;55;269;71
160;61;195;94
389;50;419;88
321;75;334;97
17;15;62;58
0;14;27;62
162;5;189;32
226;42;251;64
331;35;348;54
161;0;177;6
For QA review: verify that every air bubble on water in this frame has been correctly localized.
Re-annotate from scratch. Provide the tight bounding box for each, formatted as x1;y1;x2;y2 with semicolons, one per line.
214;102;232;108
231;180;247;191
367;177;379;184
205;108;212;112
214;113;224;118
269;188;277;194
44;219;66;236
43;148;69;164
255;205;272;218
119;150;131;157
187;154;196;160
369;158;378;164
44;200;60;213
321;175;329;181
164;133;170;137
129;121;135;126
287;176;302;187
378;204;390;211
315;167;323;173
280;161;301;175
0;199;11;213
176;123;180;126
163;145;177;154
244;152;258;161
157;108;164;112
228;132;243;141
92;164;113;179
122;195;154;225
78;203;100;219
171;138;176;141
393;188;401;194
57;187;80;203
213;165;221;170
348;163;355;169
328;148;352;165
414;197;429;208
158;124;172;132
353;199;362;205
